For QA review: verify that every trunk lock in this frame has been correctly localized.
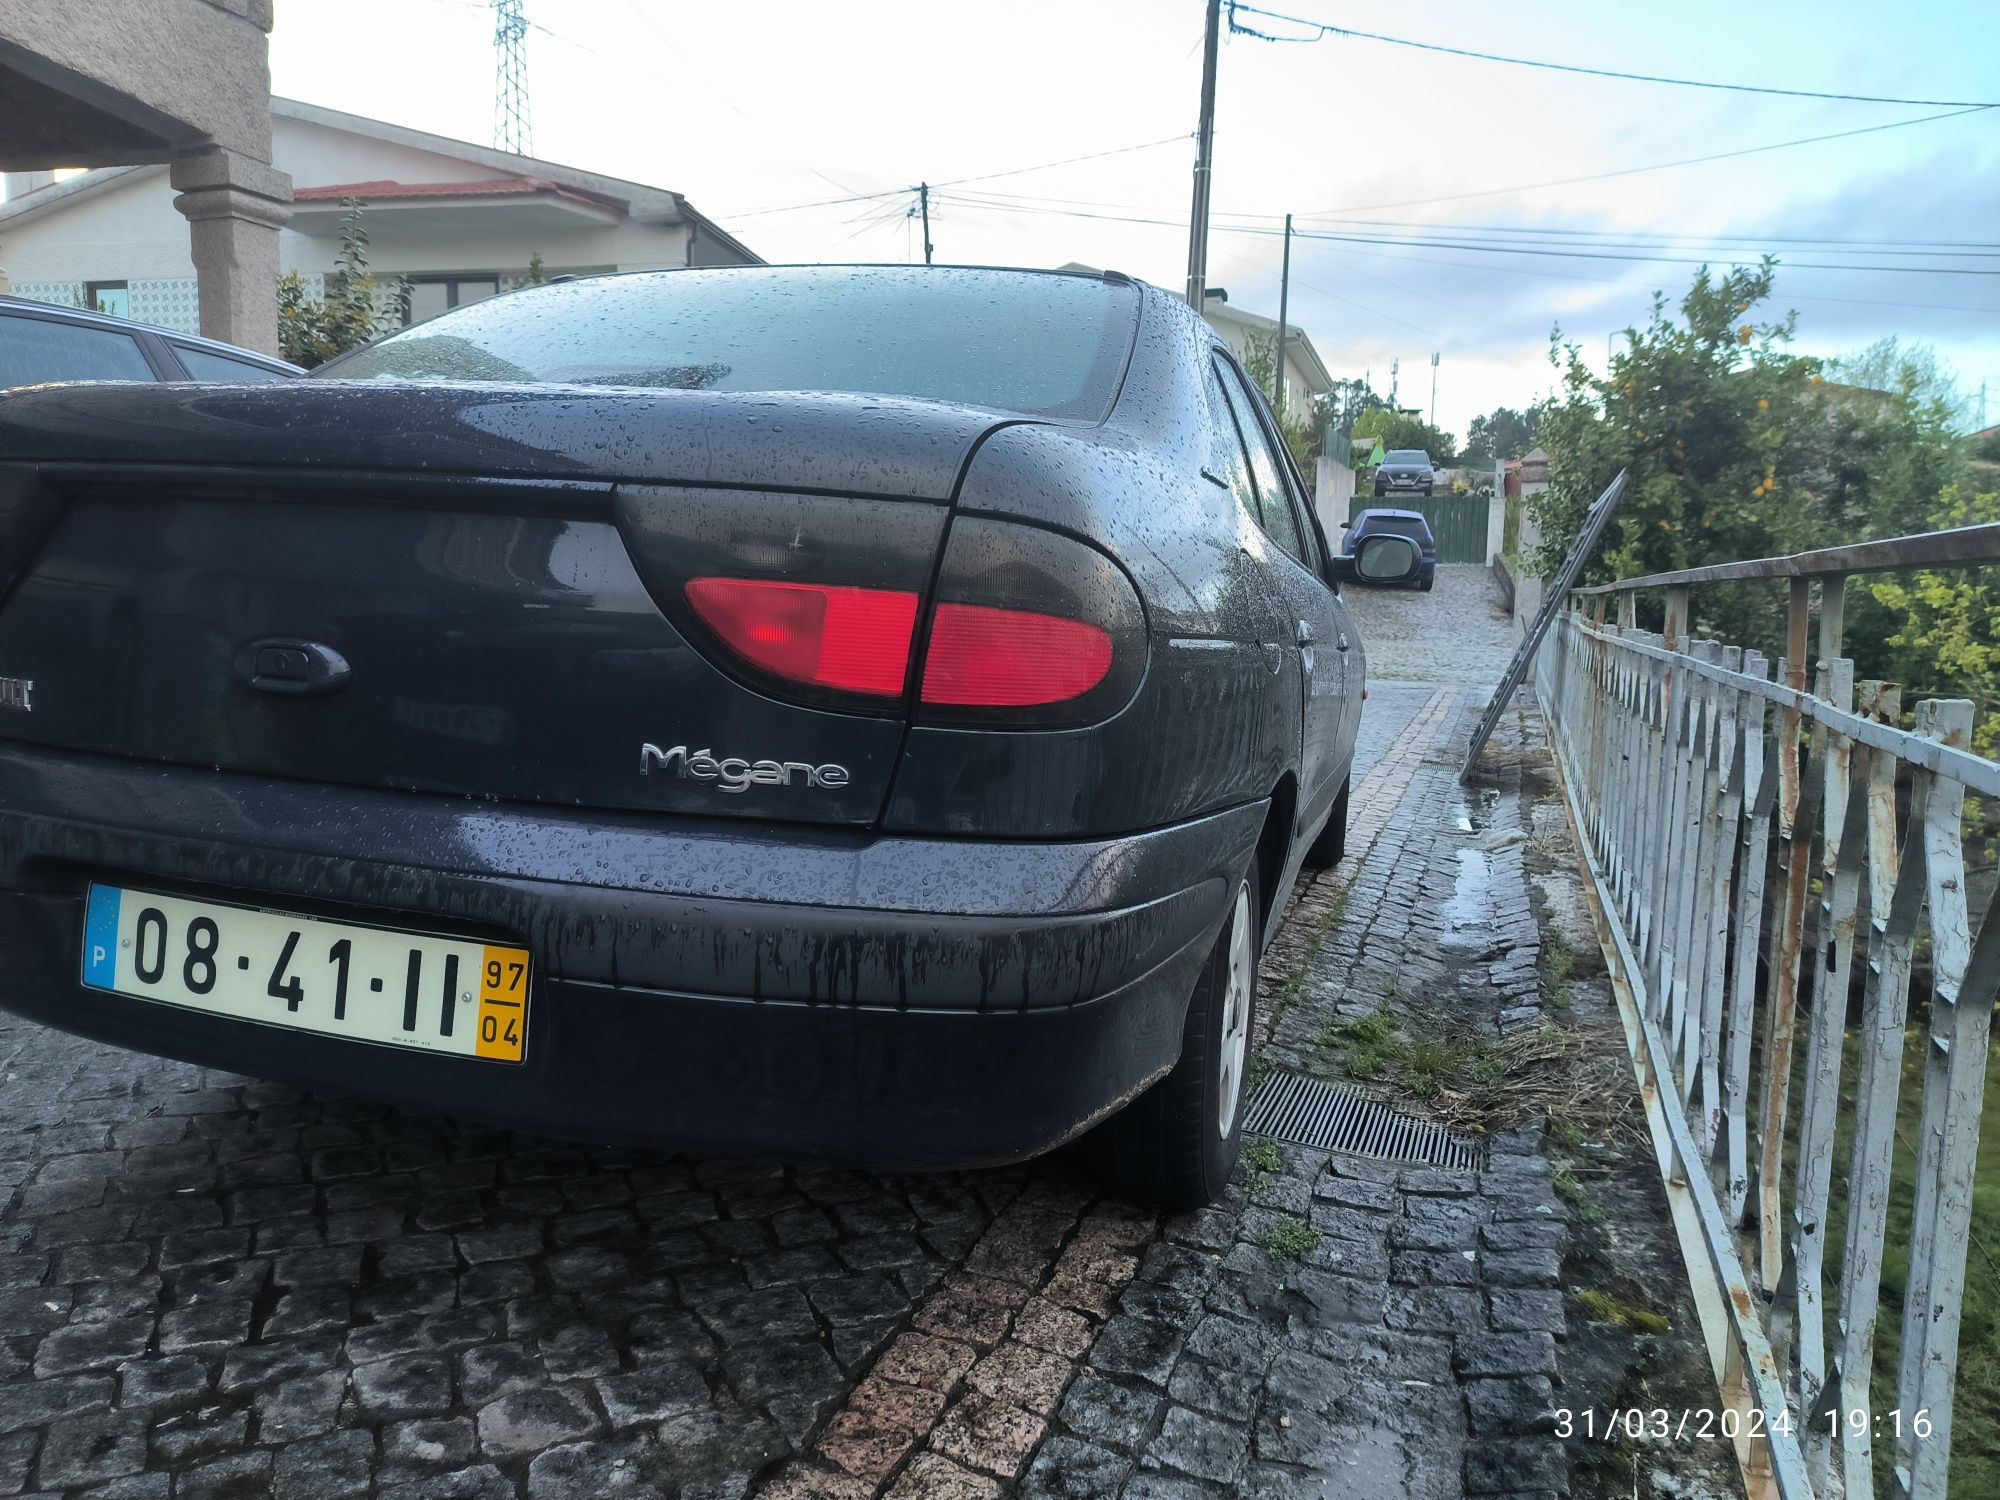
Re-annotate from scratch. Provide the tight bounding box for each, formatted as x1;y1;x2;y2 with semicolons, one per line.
236;638;352;697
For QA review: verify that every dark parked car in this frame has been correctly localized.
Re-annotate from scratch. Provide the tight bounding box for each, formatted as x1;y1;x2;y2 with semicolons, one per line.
1373;447;1435;498
1343;508;1437;591
0;265;1417;1205
0;293;299;387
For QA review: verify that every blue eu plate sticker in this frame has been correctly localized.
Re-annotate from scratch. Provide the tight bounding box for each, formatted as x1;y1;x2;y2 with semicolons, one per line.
83;884;121;990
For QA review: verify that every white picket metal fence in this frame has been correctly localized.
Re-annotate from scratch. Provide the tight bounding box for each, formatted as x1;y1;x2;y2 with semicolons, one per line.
1533;526;2000;1499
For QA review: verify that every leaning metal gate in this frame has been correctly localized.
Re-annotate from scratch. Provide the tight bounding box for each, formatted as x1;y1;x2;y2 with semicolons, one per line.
1530;525;2000;1499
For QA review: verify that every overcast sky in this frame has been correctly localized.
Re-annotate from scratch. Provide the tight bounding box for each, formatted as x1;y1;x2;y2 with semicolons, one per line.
261;0;1999;438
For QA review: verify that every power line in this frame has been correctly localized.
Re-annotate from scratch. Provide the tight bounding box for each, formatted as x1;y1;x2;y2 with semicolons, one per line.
723;134;1186;223
941;191;2000;277
954;183;2000;258
1297;107;1995;216
1225;3;2000;109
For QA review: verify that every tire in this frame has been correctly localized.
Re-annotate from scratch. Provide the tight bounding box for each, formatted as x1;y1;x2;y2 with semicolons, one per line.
1094;861;1262;1208
1302;774;1349;869
1420;575;1434;593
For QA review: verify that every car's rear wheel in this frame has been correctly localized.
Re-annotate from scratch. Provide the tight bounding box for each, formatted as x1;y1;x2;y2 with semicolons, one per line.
1420;574;1435;593
1095;863;1260;1207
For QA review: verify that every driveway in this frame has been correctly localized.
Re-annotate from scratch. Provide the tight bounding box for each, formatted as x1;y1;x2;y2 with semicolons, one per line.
0;568;1599;1499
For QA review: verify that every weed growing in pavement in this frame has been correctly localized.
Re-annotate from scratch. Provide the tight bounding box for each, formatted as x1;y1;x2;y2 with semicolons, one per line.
1244;1140;1280;1174
1576;1287;1670;1334
1259;1219;1320;1262
1542;930;1577;1011
1553;1158;1607;1224
1264;886;1350;1035
1316;1007;1639;1142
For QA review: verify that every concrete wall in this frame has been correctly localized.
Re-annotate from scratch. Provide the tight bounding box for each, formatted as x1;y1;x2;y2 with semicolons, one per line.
1314;456;1356;531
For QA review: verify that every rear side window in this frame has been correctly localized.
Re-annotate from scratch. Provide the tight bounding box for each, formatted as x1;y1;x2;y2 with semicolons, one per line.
0;314;155;387
324;267;1139;422
1212;359;1306;564
172;344;291;382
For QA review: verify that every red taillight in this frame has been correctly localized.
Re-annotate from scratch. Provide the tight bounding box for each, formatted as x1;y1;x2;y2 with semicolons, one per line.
684;577;918;698
920;602;1113;707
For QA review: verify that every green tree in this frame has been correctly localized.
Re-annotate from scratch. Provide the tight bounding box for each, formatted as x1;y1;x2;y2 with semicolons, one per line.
1321;376;1387;440
1239;330;1320;472
1351;407;1455;464
1462;404;1544;462
277;199;406;369
1870;485;2000;757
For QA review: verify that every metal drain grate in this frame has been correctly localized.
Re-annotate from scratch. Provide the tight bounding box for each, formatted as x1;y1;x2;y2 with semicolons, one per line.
1245;1068;1482;1170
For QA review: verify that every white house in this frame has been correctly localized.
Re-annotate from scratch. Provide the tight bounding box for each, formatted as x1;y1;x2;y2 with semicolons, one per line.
1198;295;1333;425
0;96;759;333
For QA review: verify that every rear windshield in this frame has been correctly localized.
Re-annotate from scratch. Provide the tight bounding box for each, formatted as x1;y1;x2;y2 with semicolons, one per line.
322;267;1139;421
1385;450;1430;465
1367;516;1430;540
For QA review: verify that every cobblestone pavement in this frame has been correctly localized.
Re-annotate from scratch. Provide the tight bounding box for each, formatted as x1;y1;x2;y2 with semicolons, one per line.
0;575;1587;1499
1341;564;1519;685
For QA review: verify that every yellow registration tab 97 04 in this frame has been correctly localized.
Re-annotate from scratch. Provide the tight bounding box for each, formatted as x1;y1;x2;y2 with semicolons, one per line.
476;944;530;1062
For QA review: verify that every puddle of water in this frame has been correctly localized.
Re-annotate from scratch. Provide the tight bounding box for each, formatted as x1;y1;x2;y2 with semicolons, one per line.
1439;846;1492;947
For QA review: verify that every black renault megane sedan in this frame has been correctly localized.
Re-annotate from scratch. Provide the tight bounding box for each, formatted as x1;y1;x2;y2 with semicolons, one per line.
0;265;1410;1205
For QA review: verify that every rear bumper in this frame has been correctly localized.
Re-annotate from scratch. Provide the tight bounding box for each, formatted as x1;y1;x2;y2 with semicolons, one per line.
0;743;1263;1168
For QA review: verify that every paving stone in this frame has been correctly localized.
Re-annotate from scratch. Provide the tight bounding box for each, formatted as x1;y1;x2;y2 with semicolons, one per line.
1481;1247;1563;1288
883;1452;1000;1500
1487;1288;1566;1335
35;1410;147;1488
255;1372;349;1442
382;1417;478;1475
1055;1372;1162;1452
147;1404;249;1466
476;1386;603;1458
1017;1434;1134;1500
1146;1404;1250;1485
1465;1375;1557;1435
596;1363;710;1427
1463;1436;1570;1493
352;1354;454;1419
114;1355;211;1410
1086;1313;1186;1389
1455;1332;1560;1379
377;1464;516;1500
928;1393;1044;1479
174;1451;274;1500
272;1430;374;1500
34;1315;154;1376
876;1336;976;1400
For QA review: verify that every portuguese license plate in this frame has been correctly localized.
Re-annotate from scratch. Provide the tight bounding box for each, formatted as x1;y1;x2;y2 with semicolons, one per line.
81;884;529;1063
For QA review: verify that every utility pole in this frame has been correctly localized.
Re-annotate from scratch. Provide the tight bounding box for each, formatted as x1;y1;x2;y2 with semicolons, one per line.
1429;351;1439;428
918;183;933;265
1183;0;1223;306
1272;213;1292;411
1389;357;1400;408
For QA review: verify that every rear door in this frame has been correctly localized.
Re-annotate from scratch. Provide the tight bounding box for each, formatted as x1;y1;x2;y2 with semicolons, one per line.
1211;357;1352;829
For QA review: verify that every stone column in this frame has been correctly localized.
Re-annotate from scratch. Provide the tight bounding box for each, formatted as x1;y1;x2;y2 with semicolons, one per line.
170;146;292;356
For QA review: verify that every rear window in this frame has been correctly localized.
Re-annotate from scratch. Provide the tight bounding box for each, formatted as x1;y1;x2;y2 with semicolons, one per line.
322;267;1139;421
1385;450;1430;465
1367;516;1430;541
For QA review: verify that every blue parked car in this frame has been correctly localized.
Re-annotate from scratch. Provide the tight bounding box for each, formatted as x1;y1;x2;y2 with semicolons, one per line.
1342;508;1436;591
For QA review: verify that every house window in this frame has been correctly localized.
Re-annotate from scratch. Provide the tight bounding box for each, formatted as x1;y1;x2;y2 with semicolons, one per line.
86;281;130;319
406;277;502;326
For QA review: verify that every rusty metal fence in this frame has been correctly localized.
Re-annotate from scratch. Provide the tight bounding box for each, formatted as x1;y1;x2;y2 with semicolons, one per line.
1533;525;2000;1499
